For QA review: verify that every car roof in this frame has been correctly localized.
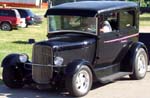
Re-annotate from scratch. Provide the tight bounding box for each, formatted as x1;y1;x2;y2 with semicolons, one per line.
45;1;138;17
0;8;13;10
16;8;30;11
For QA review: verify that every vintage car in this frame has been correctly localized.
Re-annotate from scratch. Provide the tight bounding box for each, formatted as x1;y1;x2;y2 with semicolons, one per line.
1;1;149;97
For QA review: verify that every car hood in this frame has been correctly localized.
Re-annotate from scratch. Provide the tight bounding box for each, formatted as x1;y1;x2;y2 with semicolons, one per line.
35;33;96;51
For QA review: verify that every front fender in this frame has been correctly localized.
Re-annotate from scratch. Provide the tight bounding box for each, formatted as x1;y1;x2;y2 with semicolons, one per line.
1;53;21;68
65;59;94;77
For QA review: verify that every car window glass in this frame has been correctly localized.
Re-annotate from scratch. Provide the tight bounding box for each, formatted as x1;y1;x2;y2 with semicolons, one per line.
99;12;119;33
119;10;135;29
0;10;15;17
0;10;9;16
0;10;2;16
49;15;96;34
19;10;26;17
27;10;34;16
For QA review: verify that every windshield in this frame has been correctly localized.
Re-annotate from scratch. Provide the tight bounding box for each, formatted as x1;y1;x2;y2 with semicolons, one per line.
48;15;96;33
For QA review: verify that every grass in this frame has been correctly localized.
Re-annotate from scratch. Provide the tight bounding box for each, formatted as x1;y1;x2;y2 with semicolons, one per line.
0;9;149;80
140;13;150;26
0;8;47;76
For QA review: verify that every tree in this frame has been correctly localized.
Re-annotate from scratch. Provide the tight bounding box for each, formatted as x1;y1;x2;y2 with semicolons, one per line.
127;0;149;7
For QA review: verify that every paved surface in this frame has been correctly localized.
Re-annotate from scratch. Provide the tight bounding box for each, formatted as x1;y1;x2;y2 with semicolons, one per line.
0;68;150;98
140;26;150;32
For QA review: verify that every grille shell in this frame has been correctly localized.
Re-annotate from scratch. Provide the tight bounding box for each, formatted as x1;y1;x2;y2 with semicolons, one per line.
32;45;53;84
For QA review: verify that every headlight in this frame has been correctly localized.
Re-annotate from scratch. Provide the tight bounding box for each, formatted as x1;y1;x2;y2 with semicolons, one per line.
19;54;28;63
54;56;64;67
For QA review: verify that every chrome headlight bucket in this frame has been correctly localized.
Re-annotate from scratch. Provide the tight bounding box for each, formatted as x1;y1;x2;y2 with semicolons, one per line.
19;54;28;63
54;56;64;67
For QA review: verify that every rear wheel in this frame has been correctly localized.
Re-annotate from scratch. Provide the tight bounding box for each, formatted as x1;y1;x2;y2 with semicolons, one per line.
1;22;12;31
2;66;24;88
25;24;28;28
130;48;148;80
66;66;92;97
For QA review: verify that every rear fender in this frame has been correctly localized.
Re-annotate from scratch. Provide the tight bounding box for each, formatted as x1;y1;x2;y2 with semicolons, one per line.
130;42;148;63
121;42;148;72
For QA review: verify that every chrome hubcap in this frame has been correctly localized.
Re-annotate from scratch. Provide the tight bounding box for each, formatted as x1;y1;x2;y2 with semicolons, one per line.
75;70;90;93
137;53;146;75
2;23;10;30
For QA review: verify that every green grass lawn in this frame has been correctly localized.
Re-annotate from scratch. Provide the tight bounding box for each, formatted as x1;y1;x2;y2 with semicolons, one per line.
0;8;47;76
0;10;149;79
140;13;150;26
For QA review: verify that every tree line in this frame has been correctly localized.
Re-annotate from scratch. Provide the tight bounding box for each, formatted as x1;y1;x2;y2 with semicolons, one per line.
128;0;150;7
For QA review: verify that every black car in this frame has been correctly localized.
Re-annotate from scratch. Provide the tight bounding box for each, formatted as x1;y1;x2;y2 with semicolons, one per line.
1;1;149;97
16;9;34;27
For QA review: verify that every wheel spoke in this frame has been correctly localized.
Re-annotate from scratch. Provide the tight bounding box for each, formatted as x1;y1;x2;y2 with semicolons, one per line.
75;70;90;93
137;54;146;74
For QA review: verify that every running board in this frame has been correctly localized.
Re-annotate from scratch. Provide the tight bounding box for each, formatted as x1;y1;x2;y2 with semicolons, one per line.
99;72;132;83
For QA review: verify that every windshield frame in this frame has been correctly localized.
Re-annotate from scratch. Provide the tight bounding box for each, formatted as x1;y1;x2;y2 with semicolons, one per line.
47;15;98;36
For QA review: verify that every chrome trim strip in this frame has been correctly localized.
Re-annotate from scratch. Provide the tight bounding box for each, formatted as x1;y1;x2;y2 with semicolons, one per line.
104;33;139;43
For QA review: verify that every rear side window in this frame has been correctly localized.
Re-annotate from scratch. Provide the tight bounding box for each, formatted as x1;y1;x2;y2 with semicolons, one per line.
99;12;119;33
119;10;135;29
17;9;28;17
9;10;16;17
17;9;34;17
26;10;34;16
0;10;16;17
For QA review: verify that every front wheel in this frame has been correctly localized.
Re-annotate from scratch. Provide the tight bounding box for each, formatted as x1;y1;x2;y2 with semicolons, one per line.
130;48;148;80
2;66;24;88
66;66;93;97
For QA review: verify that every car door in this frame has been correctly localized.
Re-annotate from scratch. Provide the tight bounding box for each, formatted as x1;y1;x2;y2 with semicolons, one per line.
94;12;124;77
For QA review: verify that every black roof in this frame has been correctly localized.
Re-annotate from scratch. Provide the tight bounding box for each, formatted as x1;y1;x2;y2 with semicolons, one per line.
51;0;120;5
45;1;138;17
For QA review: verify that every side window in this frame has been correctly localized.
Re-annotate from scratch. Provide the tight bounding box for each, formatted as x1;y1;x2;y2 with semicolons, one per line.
0;10;9;16
18;10;26;17
0;10;15;17
99;12;119;33
8;10;16;17
119;10;135;29
0;10;2;16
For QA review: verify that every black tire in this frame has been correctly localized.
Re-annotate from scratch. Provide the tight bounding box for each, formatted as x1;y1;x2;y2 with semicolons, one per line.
2;66;24;88
129;48;148;80
1;22;12;31
66;66;93;97
25;24;28;28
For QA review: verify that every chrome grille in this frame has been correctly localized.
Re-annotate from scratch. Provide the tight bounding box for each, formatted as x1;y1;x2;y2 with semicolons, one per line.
32;45;53;84
32;45;53;65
